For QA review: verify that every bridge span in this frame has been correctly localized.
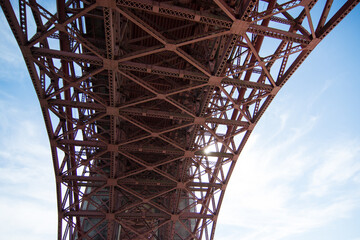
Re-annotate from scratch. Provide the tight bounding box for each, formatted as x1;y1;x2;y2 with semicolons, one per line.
1;0;359;239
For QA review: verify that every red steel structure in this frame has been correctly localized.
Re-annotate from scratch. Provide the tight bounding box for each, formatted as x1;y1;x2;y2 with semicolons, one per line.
1;0;358;239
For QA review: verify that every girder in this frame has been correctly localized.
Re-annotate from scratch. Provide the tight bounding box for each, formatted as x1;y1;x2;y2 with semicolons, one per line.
1;0;359;239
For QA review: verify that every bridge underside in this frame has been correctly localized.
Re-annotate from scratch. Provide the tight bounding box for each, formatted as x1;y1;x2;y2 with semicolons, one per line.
1;0;358;239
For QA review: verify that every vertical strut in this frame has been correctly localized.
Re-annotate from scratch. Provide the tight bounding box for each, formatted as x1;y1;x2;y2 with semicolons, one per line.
19;0;27;40
1;0;359;239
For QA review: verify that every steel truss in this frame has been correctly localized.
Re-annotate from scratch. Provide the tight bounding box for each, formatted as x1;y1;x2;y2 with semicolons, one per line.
1;0;359;239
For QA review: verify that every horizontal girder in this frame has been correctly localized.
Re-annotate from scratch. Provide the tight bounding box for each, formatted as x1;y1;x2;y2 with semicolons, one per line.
1;0;359;239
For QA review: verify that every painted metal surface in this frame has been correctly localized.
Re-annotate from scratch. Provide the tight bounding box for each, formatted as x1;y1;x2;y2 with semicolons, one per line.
1;0;358;239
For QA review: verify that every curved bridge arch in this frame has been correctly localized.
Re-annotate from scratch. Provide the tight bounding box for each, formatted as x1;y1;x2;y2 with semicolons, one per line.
1;0;359;239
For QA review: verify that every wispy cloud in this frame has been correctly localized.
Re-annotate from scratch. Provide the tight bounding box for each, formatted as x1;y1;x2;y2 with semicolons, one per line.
0;92;57;239
306;141;360;197
0;14;23;64
216;102;360;239
0;7;57;240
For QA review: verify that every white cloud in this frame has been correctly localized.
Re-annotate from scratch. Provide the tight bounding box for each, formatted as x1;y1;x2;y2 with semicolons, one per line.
0;96;57;240
0;14;23;63
0;197;57;239
216;105;360;240
306;141;360;197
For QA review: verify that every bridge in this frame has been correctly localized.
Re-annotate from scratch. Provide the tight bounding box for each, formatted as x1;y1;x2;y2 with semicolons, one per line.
1;0;359;239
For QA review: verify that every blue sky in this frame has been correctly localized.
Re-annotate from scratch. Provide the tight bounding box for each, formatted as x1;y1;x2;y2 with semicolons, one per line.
216;5;360;240
0;2;359;240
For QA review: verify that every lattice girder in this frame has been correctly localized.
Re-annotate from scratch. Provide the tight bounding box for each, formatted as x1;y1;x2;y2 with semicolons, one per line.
1;0;359;239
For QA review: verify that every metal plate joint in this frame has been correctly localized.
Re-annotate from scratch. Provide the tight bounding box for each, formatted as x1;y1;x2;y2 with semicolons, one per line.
230;20;250;35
